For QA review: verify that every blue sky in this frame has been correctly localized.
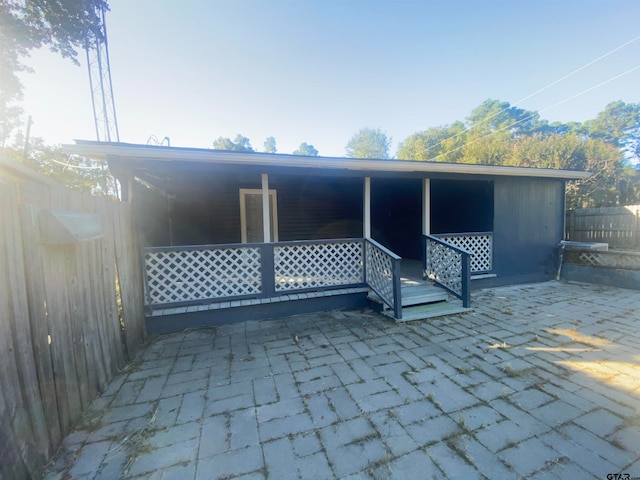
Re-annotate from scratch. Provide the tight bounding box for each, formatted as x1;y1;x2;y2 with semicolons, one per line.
18;0;640;157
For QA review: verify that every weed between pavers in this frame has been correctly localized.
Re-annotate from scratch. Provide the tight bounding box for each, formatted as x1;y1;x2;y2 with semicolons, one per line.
446;435;474;465
119;407;161;478
345;431;381;447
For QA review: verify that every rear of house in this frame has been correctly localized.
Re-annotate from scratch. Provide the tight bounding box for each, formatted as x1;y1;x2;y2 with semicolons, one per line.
66;141;588;333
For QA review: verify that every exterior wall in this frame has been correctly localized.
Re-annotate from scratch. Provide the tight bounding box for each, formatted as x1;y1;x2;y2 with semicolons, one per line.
371;178;422;259
488;177;565;285
275;175;363;241
134;171;363;246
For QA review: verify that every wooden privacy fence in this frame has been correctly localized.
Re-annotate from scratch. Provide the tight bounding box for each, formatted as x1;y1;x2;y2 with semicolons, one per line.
566;205;640;249
0;159;145;480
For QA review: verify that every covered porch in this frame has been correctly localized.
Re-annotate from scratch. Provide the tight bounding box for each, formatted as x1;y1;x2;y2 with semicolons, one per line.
63;141;590;334
142;237;472;334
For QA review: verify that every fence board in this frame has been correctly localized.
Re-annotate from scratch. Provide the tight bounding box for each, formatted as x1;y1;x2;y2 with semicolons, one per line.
17;186;63;449
112;202;146;357
3;190;51;465
0;189;37;475
566;205;640;249
0;158;145;479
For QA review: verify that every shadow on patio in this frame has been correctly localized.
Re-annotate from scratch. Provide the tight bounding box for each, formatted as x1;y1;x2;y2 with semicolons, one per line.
43;281;640;480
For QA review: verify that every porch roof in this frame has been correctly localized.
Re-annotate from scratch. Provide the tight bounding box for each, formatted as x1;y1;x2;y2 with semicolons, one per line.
64;140;591;180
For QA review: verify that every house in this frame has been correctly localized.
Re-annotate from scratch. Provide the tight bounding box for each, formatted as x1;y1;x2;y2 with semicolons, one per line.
65;141;589;334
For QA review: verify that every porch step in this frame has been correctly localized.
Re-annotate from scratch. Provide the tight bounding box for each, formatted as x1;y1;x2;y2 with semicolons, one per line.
367;285;447;308
400;285;448;307
385;302;471;322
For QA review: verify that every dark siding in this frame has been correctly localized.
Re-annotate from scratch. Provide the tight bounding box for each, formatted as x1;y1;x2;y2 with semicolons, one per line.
431;179;493;234
371;179;422;259
493;177;564;282
133;183;170;247
275;176;363;241
134;171;363;246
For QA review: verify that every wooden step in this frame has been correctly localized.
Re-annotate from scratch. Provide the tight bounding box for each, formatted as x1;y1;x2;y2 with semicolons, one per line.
383;302;471;322
400;285;447;307
368;285;447;308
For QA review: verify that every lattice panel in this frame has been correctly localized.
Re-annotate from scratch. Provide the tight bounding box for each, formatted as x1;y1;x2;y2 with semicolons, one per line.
274;241;363;291
365;242;394;306
144;247;262;305
426;239;463;296
564;250;640;270
437;234;492;273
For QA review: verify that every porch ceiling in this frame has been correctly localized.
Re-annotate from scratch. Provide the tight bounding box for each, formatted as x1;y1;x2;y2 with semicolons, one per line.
64;140;591;181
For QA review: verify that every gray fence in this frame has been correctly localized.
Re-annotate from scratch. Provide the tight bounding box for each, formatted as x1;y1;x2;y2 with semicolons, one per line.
566;205;640;250
0;159;146;480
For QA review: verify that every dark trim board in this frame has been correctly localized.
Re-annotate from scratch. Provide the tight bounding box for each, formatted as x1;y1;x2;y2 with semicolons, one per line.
146;291;370;335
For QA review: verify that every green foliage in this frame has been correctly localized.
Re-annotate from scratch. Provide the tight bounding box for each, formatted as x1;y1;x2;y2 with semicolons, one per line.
396;99;640;208
345;127;391;159
263;136;277;153
3;135;116;195
0;0;109;143
292;142;318;156
212;134;254;152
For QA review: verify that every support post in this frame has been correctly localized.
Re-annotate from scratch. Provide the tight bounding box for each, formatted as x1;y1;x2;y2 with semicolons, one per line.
261;173;271;243
364;177;371;239
422;178;431;278
422;178;430;236
261;243;275;297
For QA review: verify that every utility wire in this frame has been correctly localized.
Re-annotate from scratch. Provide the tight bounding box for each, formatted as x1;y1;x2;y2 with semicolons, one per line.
46;156;105;170
421;33;640;157
432;63;640;162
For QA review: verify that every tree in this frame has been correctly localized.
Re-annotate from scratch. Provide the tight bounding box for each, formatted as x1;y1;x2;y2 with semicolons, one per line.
467;99;542;137
345;127;391;159
292;142;318;156
263;136;277;153
583;101;640;162
397;126;455;161
212;134;253;152
1;0;109;143
4;134;116;195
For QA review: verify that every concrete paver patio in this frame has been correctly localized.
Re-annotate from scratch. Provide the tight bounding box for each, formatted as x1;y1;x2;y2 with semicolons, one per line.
43;281;640;479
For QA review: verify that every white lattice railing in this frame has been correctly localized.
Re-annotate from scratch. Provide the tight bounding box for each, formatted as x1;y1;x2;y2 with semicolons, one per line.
424;235;471;308
144;245;263;306
435;232;493;273
143;239;368;309
365;239;402;319
274;240;363;291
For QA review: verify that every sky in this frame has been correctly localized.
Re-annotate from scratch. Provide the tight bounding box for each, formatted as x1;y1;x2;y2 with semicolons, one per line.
16;0;640;157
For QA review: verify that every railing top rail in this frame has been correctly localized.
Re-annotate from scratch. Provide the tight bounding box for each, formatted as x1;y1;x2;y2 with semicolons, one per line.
433;231;493;238
144;237;363;253
365;238;401;260
424;234;473;256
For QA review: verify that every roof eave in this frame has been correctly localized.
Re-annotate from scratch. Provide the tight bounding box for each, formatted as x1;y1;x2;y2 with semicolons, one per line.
62;141;592;181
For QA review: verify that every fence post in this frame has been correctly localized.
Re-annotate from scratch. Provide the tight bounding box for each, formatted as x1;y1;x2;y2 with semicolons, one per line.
261;243;275;297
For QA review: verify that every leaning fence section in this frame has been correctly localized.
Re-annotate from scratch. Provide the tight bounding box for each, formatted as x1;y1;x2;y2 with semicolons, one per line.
0;160;145;480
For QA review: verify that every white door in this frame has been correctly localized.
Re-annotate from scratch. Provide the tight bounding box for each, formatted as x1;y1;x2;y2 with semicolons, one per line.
240;189;278;243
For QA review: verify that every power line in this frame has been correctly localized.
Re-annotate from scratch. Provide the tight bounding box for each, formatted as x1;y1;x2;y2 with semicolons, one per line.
432;63;640;162
421;33;640;158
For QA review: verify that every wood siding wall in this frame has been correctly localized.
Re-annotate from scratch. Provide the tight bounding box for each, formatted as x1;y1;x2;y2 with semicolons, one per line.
0;165;146;480
134;172;364;246
492;177;565;282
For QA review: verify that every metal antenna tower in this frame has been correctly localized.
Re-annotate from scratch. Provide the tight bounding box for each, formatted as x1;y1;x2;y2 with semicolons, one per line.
85;4;119;142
